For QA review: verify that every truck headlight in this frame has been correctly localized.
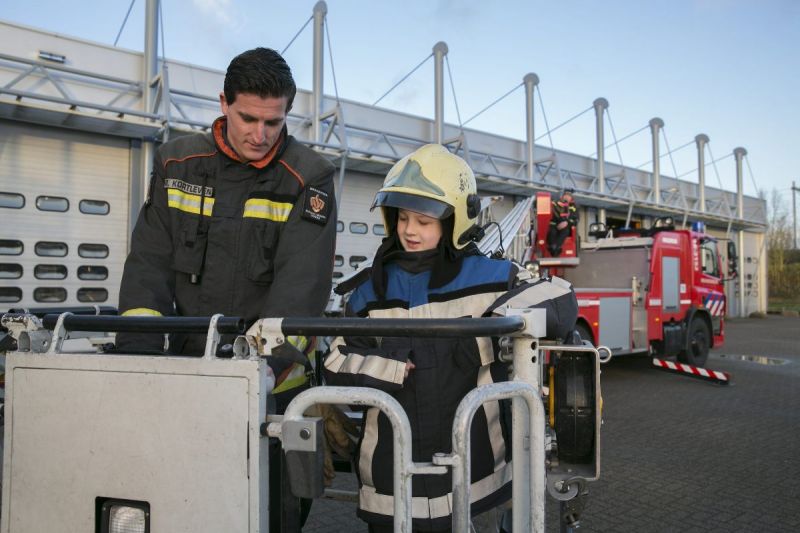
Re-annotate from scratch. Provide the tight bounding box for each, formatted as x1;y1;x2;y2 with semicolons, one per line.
99;499;150;533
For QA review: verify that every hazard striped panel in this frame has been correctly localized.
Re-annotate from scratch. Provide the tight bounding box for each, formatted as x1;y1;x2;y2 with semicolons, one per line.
703;294;725;316
652;358;730;383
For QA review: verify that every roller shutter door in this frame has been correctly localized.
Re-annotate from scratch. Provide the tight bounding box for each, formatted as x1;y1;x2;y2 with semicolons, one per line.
334;172;385;283
0;122;130;309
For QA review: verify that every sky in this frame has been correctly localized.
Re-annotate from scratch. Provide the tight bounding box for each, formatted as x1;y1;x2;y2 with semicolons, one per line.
2;0;799;204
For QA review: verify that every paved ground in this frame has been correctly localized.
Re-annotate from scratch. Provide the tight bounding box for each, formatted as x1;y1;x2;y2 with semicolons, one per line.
304;315;800;532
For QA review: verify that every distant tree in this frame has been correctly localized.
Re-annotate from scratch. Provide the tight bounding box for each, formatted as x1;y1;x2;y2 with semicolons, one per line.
767;188;800;300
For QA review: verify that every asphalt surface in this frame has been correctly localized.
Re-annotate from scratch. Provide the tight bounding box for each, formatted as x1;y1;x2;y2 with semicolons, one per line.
304;315;800;532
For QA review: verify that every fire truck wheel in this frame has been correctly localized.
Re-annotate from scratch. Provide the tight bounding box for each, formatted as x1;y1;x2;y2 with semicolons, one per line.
575;323;594;346
554;353;595;464
678;318;710;367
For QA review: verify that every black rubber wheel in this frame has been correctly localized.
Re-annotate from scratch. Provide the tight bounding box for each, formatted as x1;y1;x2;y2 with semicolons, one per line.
554;353;595;464
678;317;710;367
574;322;594;346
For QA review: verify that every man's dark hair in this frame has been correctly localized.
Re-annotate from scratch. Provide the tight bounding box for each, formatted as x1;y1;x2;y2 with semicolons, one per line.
224;47;296;109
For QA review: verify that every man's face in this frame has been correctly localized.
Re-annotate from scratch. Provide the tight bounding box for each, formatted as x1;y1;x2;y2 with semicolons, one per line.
219;92;289;162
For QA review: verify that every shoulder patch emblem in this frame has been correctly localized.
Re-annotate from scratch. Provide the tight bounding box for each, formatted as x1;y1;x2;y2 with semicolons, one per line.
302;186;332;225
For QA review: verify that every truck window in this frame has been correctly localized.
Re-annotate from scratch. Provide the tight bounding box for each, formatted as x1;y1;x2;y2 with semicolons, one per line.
701;241;720;277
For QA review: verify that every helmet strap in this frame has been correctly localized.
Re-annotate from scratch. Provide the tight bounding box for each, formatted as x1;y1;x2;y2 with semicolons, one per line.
457;224;484;246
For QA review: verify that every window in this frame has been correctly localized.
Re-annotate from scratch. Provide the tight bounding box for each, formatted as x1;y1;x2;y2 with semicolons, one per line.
0;192;24;209
372;224;386;236
0;264;23;279
349;222;368;235
700;240;720;278
78;243;109;259
0;287;22;303
35;264;67;280
336;221;344;233
78;265;108;280
350;255;368;268
77;288;108;302
35;241;68;257
36;195;69;212
79;199;110;215
334;255;344;267
332;271;343;279
34;287;67;303
0;239;24;255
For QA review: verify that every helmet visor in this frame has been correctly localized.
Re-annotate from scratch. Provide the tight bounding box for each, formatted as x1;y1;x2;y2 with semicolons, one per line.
371;191;453;220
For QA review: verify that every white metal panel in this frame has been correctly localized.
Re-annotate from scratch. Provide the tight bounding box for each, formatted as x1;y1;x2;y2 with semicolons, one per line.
2;353;268;533
0;122;129;308
598;296;631;352
662;256;680;312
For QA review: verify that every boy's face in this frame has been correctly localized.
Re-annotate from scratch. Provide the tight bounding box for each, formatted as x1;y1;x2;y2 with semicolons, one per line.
219;92;288;162
396;209;443;252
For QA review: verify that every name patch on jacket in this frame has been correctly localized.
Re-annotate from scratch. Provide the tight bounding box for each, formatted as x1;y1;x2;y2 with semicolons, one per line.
163;178;214;198
301;186;331;225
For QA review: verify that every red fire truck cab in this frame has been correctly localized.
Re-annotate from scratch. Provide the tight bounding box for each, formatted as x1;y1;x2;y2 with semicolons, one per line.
530;192;734;368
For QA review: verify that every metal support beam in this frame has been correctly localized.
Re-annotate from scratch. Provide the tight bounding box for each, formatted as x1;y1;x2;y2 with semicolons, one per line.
524;73;540;182
649;118;664;205
593;98;609;224
695;134;709;213
793;181;798;249
312;1;327;144
138;0;159;211
433;41;448;144
735;147;746;220
734;147;747;317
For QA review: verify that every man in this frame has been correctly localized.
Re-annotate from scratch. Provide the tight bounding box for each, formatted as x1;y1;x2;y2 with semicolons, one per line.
547;188;578;257
116;47;337;530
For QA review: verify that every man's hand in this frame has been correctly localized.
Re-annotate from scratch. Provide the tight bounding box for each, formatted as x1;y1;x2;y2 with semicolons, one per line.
557;221;568;230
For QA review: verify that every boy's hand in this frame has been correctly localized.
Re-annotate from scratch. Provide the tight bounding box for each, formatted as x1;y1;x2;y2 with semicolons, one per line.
404;360;416;379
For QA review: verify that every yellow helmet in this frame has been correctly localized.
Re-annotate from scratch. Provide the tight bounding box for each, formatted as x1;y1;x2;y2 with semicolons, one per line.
371;144;481;249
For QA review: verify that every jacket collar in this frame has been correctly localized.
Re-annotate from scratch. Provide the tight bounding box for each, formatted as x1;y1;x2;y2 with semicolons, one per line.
212;116;287;169
370;234;479;299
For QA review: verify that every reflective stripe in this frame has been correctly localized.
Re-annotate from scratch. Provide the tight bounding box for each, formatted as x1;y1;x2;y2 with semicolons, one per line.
324;337;347;373
476;337;494;365
325;336;407;385
121;308;163;317
497;279;571;310
243;198;292;222
167;189;214;216
339;353;405;384
478;366;507;470
287;335;309;352
272;363;308;393
358;461;512;519
360;408;380;487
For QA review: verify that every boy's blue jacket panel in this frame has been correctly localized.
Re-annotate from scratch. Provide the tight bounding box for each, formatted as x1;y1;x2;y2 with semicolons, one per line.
324;254;577;530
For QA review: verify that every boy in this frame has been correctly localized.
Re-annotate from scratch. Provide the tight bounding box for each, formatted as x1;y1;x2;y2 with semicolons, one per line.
324;144;577;532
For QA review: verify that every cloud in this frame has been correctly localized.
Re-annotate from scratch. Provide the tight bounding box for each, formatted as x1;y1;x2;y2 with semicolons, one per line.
433;0;480;22
191;0;240;30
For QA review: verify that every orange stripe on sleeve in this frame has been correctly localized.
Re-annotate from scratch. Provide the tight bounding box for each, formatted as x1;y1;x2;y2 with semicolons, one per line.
278;160;305;188
163;151;218;168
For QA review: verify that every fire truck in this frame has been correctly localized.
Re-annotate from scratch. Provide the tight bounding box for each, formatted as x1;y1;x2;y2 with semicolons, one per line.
530;192;737;368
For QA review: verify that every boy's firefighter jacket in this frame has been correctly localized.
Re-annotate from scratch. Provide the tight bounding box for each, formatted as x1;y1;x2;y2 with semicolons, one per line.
324;252;577;531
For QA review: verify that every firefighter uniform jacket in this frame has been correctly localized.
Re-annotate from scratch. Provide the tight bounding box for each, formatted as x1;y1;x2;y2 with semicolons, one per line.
118;117;337;394
324;251;577;531
550;196;578;228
